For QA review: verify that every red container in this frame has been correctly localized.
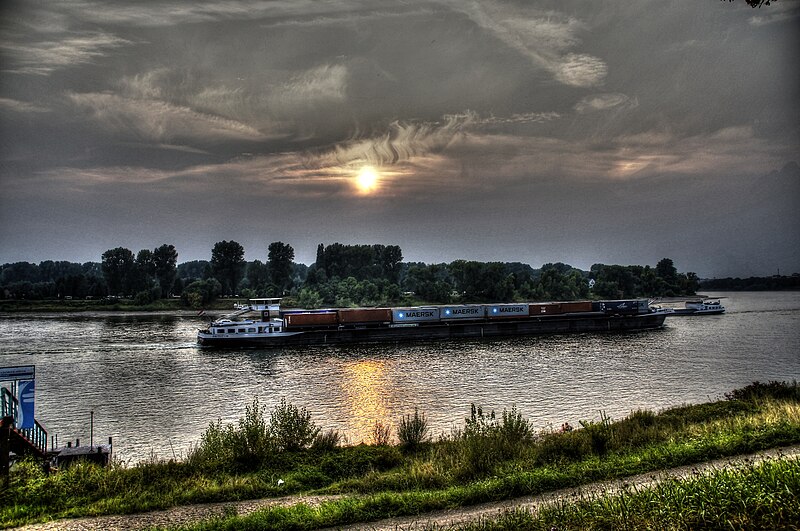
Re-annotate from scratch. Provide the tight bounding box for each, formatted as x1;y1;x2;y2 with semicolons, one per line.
560;301;593;313
285;312;338;328
338;308;392;324
529;303;563;315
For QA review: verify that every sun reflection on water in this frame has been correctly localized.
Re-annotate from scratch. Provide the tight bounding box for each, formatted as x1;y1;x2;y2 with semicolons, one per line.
339;359;393;444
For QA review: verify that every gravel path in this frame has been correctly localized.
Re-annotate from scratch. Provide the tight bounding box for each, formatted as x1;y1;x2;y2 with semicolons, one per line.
16;445;800;531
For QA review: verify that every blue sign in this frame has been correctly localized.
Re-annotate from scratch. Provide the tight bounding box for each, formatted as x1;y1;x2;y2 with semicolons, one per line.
17;379;35;429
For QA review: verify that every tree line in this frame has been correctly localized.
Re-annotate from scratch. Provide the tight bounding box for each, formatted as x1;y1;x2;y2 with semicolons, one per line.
1;240;710;308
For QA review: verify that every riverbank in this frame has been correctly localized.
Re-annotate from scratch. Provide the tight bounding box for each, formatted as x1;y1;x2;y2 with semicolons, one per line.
14;446;800;530
2;381;798;529
0;298;245;313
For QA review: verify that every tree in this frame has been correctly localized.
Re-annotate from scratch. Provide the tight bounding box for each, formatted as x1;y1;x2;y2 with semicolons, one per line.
153;244;178;298
211;240;246;295
101;247;135;296
132;249;155;294
268;241;295;294
246;260;270;295
377;245;403;284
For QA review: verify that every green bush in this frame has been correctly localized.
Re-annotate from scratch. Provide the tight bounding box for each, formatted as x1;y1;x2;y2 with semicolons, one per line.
725;380;800;402
270;397;320;452
451;404;535;479
535;429;590;465
580;411;613;456
318;445;403;480
397;409;429;450
311;429;342;452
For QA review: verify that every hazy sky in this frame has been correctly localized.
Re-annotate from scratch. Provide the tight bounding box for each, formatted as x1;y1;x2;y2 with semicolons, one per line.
1;0;798;277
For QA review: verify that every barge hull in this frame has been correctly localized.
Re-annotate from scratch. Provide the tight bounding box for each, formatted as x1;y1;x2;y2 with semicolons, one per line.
197;312;667;348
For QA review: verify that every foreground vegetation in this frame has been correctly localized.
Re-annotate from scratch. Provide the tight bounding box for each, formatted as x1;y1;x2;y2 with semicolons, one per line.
1;382;798;529
438;457;800;530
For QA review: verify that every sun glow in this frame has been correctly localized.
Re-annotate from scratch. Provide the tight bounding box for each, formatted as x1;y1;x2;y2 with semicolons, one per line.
355;166;379;194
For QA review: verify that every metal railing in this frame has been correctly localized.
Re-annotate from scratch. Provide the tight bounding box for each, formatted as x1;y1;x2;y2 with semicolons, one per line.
1;387;48;455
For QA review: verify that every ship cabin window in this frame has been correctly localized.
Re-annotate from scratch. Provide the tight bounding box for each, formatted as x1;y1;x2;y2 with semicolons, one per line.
257;326;264;333
247;328;256;333
237;328;246;333
227;328;236;334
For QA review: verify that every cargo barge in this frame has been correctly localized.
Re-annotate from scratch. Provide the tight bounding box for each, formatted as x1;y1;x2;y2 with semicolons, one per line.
197;298;669;348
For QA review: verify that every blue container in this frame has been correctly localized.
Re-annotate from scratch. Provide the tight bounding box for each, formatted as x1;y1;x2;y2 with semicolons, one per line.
392;307;440;323
487;304;529;319
440;305;486;320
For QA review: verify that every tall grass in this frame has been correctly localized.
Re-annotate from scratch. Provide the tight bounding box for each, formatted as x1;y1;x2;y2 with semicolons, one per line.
446;457;800;530
398;409;430;450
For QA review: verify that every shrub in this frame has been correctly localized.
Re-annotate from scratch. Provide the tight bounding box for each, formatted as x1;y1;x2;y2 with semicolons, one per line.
270;398;320;452
318;445;403;480
725;380;799;402
397;409;429;450
370;421;392;446
535;429;590;465
580;411;613;456
188;419;237;471
234;397;273;468
499;406;533;444
311;429;342;452
464;404;498;438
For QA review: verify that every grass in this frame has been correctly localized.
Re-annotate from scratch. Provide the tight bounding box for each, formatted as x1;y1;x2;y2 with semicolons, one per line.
437;457;800;530
1;381;798;529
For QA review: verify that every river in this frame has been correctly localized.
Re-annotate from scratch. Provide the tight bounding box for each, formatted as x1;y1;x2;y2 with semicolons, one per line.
1;291;798;463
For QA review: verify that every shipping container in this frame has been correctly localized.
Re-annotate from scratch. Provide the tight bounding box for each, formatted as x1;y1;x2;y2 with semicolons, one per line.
593;300;648;315
338;308;393;324
391;307;440;323
285;312;339;328
560;301;593;313
440;305;486;320
529;303;563;315
487;304;529;319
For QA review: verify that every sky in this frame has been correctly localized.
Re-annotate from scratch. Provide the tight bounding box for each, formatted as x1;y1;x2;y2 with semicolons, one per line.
1;0;798;278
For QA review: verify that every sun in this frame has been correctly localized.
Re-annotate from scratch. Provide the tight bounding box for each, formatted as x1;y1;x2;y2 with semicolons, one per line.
355;166;379;194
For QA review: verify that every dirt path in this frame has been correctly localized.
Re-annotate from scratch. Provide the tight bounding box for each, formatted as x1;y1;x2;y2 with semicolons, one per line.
16;445;800;531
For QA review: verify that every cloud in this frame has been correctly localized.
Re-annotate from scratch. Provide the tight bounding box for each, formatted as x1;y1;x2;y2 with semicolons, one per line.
443;1;608;87
49;0;378;28
748;2;800;26
324;111;477;168
271;64;348;109
67;92;268;143
574;93;638;114
479;112;561;125
0;98;50;114
0;32;131;75
554;53;608;88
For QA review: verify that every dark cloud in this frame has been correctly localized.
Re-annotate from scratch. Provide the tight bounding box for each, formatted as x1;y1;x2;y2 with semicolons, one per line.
1;0;798;277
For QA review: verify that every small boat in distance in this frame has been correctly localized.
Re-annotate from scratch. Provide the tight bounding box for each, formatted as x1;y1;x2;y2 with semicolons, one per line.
671;299;726;316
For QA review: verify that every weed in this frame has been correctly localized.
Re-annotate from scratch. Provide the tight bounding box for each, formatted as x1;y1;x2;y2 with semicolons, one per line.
370;421;392;446
311;429;342;452
398;408;430;450
579;411;613;456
